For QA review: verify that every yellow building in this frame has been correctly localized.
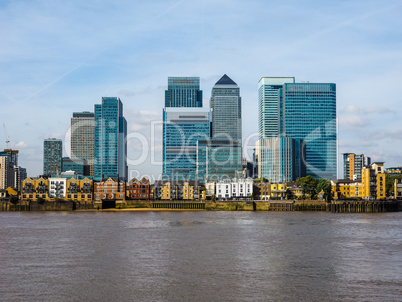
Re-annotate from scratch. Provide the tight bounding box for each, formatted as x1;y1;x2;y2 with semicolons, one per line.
362;162;385;200
270;183;286;199
332;162;385;200
159;182;172;200
394;179;402;199
181;182;194;200
154;181;201;200
20;177;49;201
66;177;93;202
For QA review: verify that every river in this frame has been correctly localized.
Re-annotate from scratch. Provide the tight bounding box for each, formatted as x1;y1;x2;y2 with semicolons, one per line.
1;211;401;301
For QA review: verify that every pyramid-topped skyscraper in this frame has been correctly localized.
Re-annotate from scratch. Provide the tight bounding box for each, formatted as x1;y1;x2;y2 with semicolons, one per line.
210;74;242;141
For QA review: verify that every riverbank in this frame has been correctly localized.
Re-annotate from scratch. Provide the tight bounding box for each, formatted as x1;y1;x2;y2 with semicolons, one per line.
2;199;401;212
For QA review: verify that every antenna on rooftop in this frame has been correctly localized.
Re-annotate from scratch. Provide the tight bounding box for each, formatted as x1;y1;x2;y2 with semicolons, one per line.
3;123;10;148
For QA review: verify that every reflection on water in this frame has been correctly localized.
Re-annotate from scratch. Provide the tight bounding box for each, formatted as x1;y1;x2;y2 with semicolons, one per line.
1;212;401;302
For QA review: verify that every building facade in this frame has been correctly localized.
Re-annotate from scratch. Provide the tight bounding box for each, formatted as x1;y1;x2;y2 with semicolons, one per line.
163;107;211;182
94;97;127;181
43;138;62;176
165;77;202;108
283;83;337;179
94;177;126;202
332;162;386;200
196;139;242;182
128;177;150;200
215;178;253;200
0;149;18;189
343;153;371;180
62;157;88;176
210;74;242;141
258;77;295;139
255;137;305;182
71;111;95;176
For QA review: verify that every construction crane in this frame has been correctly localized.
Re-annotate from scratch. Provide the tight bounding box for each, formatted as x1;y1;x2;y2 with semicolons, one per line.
3;123;10;148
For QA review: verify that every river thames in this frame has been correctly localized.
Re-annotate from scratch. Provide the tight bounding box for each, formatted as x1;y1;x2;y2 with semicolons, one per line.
1;211;401;301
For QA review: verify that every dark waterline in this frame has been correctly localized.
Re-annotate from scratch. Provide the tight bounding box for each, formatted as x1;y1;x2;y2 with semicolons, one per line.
1;211;401;302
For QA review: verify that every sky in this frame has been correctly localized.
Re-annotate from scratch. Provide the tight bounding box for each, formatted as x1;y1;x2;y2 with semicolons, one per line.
1;0;402;181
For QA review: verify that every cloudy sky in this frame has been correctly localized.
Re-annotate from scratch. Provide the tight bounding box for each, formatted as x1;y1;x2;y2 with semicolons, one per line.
1;0;402;180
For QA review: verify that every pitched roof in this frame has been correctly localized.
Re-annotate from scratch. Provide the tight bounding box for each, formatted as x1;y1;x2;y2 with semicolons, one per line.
215;74;237;85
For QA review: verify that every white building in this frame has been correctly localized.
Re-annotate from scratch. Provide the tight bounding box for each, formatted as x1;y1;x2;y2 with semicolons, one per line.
48;178;67;198
216;178;253;200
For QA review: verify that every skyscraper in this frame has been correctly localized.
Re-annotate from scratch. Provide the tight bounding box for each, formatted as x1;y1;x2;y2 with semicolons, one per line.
163;107;211;181
196;139;242;182
165;77;202;107
257;78;337;180
202;74;243;181
210;74;242;141
255;137;305;183
283;83;337;179
43;138;62;176
0;149;18;189
94;97;127;181
71;111;94;176
258;77;295;139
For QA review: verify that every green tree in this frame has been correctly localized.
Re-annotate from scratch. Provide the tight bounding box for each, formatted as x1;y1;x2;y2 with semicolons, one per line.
211;194;216;202
297;175;319;199
385;175;402;197
317;179;332;203
285;189;293;200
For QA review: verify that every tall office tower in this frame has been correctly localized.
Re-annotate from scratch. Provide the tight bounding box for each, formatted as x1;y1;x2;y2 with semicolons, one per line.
283;83;337;179
94;97;127;181
43;139;62;176
343;153;371;180
196;139;242;182
255;137;305;183
200;74;243;182
163;108;211;181
210;74;242;140
0;149;19;189
71;111;94;176
258;77;295;139
165;77;203;108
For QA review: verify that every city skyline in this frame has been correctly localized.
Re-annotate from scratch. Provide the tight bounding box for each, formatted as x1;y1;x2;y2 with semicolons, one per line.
1;1;402;178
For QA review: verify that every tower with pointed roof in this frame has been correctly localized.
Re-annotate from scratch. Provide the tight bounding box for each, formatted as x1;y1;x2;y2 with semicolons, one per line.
210;74;242;141
196;74;242;181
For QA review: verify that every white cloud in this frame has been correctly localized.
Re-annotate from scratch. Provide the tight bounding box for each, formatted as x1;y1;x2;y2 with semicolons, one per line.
338;115;369;128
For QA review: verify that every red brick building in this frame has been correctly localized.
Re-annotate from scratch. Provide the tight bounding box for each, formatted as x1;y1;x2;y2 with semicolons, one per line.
128;177;150;200
94;177;126;202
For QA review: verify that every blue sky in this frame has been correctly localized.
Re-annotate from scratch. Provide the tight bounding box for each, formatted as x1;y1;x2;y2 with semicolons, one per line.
1;0;402;180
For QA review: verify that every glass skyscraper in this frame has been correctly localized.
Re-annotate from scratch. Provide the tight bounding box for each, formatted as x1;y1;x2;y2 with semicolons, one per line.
163;108;211;181
94;97;127;181
196;139;242;182
165;77;202;107
255;137;304;183
258;77;295;139
210;74;242;141
71;111;94;176
43;138;62;176
283;83;337;179
257;78;336;180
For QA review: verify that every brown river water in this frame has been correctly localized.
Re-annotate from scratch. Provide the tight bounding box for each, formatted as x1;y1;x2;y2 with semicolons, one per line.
1;211;401;301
